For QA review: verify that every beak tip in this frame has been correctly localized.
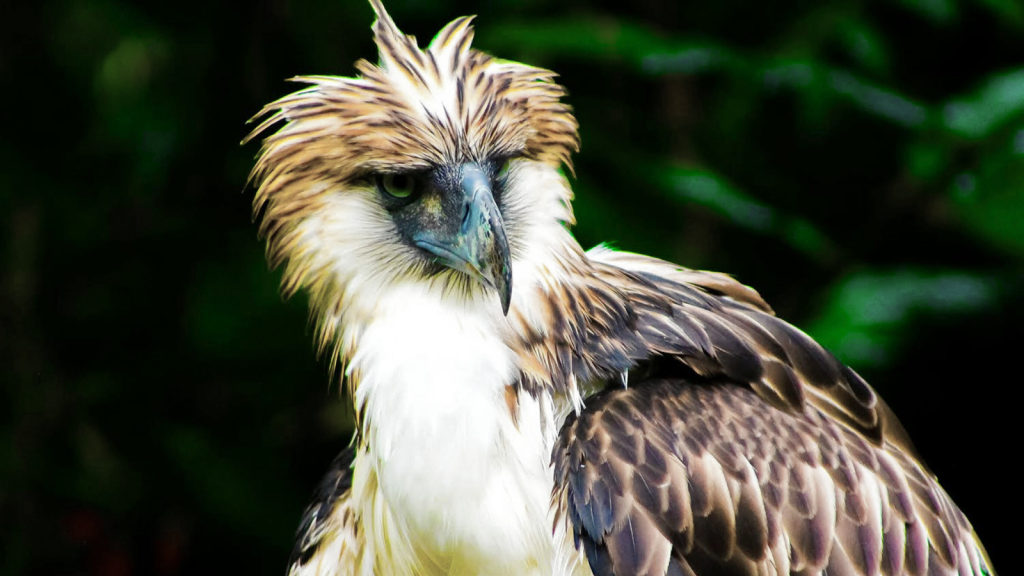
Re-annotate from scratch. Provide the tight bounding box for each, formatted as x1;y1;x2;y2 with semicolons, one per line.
499;268;512;316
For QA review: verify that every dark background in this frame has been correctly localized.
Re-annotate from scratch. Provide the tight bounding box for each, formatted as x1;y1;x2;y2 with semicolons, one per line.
3;0;1022;574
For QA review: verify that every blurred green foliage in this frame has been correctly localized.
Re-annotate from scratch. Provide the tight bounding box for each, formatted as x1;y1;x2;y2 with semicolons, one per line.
2;0;1022;574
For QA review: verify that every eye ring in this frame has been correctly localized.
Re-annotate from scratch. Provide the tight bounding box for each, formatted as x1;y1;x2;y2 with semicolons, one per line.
375;173;420;200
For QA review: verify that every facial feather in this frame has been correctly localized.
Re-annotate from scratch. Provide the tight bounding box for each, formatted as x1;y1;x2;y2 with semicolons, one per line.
244;1;581;386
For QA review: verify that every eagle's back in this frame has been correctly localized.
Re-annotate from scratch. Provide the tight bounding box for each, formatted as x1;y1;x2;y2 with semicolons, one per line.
543;249;994;576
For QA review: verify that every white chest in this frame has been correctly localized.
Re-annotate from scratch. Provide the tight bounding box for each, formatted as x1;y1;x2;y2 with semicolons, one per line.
345;286;583;575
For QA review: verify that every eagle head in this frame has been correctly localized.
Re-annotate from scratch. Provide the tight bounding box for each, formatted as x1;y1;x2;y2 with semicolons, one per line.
244;0;580;323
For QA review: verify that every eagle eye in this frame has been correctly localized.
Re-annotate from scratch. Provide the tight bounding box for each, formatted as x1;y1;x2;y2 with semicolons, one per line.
496;158;511;180
376;173;421;201
493;158;513;196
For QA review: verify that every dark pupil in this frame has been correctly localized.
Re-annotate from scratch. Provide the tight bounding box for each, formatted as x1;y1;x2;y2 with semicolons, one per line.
392;175;409;190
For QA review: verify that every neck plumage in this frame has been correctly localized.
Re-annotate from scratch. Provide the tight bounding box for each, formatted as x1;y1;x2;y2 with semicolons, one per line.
348;283;519;451
326;224;588;575
328;214;589;433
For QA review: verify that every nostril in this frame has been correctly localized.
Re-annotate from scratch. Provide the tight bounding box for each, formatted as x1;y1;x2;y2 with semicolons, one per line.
461;200;472;231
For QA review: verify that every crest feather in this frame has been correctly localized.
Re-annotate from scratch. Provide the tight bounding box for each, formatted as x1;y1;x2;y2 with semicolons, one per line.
244;0;580;303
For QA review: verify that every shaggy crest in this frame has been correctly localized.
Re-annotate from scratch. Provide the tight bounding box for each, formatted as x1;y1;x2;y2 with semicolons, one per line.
244;0;579;282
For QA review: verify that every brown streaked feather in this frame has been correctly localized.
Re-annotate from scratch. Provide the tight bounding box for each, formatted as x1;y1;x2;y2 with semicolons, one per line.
552;380;993;576
288;447;360;576
520;247;994;575
513;247;907;449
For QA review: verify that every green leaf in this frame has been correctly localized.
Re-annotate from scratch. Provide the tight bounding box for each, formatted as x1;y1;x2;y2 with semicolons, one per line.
973;0;1024;27
827;70;930;127
950;130;1024;255
669;169;774;231
837;19;890;74
480;18;741;75
944;68;1024;138
898;0;959;24
481;18;671;64
760;60;930;128
660;167;836;261
905;141;949;182
95;36;167;102
485;19;928;130
807;269;998;367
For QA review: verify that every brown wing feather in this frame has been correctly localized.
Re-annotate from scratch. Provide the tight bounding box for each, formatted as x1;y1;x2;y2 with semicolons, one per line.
532;249;994;575
552;380;993;576
287;447;361;576
515;248;910;450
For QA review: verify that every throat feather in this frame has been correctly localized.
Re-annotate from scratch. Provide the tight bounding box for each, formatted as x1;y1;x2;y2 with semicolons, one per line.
348;287;518;455
343;286;564;574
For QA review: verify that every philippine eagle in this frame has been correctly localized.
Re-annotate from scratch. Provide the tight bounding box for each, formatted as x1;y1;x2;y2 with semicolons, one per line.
244;2;996;575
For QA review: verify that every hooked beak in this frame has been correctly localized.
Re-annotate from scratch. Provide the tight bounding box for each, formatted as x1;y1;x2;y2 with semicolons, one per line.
413;163;513;315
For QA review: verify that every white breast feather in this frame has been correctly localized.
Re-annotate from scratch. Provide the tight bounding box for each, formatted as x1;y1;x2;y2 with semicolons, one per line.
344;284;586;576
